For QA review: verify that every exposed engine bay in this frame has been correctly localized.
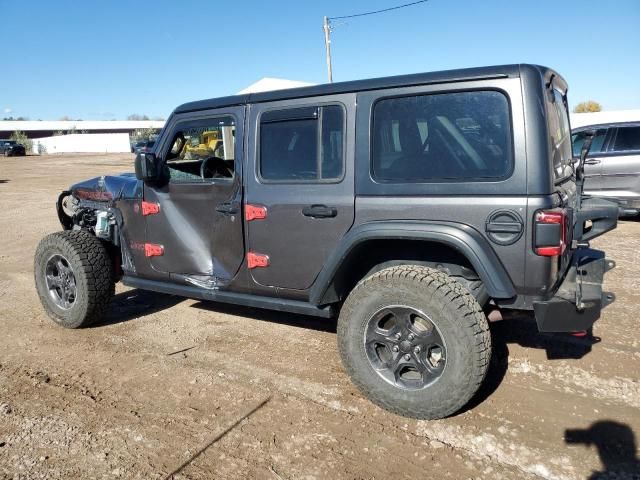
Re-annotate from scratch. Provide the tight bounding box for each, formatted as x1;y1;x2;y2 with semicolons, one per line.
56;173;143;278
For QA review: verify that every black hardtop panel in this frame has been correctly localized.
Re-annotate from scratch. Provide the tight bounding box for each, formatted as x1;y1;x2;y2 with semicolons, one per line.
174;64;559;114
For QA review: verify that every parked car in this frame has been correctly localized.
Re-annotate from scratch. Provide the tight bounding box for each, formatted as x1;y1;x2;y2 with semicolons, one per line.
0;140;26;157
130;141;145;153
572;122;640;212
34;64;620;419
131;140;155;155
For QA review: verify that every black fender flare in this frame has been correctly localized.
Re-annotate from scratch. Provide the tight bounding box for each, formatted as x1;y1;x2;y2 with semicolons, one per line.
309;221;516;305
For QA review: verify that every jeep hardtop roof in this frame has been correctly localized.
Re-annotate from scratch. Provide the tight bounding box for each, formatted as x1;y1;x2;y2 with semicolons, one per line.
175;64;562;114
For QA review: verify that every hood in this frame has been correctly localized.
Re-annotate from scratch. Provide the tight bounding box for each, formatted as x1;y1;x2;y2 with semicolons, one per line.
71;173;142;202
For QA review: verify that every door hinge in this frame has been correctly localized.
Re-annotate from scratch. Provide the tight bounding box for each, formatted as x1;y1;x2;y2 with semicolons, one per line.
247;252;269;269
144;243;164;257
141;201;160;216
245;204;267;221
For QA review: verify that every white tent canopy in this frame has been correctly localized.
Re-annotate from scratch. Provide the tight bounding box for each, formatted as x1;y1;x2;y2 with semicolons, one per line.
237;77;315;94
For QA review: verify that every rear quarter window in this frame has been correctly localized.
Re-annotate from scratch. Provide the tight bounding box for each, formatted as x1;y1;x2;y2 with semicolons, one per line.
371;90;513;182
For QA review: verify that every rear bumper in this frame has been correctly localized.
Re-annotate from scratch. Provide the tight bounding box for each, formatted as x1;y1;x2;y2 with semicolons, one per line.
533;249;614;332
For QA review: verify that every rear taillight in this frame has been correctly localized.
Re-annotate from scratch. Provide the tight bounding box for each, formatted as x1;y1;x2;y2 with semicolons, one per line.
534;209;566;256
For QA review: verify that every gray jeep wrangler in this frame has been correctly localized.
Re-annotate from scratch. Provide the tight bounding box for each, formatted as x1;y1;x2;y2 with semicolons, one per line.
34;64;620;419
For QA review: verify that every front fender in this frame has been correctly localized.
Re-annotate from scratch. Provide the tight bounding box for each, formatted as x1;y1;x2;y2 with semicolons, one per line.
309;221;516;305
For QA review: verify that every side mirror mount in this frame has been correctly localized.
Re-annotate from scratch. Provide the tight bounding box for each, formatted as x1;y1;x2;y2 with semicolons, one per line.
135;153;159;182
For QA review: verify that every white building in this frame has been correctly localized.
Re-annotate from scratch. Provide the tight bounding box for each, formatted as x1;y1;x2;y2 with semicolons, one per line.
570;109;640;129
1;78;316;153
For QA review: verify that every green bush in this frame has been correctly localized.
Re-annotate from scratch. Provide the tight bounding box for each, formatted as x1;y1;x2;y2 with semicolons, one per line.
573;101;602;113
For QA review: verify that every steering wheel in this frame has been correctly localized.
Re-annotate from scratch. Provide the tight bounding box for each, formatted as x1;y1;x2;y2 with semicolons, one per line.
200;156;233;179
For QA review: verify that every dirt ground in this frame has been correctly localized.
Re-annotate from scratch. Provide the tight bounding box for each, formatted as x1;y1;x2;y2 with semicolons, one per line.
0;153;639;480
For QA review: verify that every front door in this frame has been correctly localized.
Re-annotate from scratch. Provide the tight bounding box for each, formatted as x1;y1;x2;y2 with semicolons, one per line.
144;107;245;286
246;94;356;291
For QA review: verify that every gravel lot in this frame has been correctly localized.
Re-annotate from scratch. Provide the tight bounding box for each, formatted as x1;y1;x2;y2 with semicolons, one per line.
1;154;639;479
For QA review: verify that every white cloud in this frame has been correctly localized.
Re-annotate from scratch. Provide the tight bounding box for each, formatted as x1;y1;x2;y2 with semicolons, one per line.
3;108;12;114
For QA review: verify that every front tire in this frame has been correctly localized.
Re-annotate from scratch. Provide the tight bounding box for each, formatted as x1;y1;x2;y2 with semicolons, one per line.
337;265;491;419
34;230;114;328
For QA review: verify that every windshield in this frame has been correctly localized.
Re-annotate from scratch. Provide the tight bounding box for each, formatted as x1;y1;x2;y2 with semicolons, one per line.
547;88;573;182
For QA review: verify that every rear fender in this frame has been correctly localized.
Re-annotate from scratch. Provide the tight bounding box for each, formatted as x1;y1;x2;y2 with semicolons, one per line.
309;221;516;305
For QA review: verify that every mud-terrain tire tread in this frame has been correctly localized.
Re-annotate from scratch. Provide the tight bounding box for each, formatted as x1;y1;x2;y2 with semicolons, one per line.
337;264;491;419
34;230;114;328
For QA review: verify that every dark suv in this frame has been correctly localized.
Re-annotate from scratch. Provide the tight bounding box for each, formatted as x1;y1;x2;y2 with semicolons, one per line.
0;140;26;156
34;64;620;419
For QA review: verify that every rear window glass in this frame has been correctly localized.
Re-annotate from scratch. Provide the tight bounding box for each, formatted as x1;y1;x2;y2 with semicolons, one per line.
547;88;573;181
371;90;512;182
611;126;640;152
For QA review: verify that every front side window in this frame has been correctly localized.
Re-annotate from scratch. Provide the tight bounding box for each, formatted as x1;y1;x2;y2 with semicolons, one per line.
572;128;607;157
165;116;235;182
259;105;344;182
610;126;640;152
372;90;512;182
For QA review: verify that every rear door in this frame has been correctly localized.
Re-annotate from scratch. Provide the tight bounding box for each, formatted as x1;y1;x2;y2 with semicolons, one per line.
598;125;640;200
245;94;355;291
144;107;245;285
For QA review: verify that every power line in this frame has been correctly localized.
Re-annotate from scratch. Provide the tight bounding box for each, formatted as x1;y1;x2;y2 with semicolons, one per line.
328;0;431;21
323;0;432;82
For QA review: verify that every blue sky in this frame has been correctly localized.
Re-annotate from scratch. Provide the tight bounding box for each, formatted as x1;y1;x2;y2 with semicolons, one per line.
1;0;638;120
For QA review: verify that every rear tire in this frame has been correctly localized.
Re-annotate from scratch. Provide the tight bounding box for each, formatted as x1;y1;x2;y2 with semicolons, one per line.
337;265;491;419
34;230;114;328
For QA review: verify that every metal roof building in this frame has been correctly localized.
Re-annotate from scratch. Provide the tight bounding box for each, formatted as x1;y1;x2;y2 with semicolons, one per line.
0;120;165;139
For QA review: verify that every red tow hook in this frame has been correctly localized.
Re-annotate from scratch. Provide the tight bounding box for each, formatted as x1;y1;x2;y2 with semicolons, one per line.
570;331;588;337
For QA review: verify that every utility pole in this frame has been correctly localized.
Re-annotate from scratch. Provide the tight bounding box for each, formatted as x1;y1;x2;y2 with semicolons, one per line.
323;16;333;83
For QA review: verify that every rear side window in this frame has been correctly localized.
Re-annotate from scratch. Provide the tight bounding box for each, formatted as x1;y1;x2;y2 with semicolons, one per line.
259;105;344;182
371;90;512;182
572;129;607;157
610;126;640;152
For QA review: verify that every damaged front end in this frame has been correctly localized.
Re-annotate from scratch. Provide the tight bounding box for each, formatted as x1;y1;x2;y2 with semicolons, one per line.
57;174;141;232
56;173;143;276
